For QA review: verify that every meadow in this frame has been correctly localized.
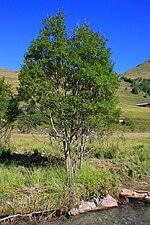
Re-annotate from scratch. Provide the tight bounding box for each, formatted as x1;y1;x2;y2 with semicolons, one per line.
0;130;149;217
117;79;150;131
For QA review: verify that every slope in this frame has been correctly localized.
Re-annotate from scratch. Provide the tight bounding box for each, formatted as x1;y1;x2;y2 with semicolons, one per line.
0;67;19;91
118;59;150;131
124;59;150;79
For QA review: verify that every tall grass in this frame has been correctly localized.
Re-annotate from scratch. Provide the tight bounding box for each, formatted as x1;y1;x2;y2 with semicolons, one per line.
0;165;68;216
93;132;150;181
0;163;120;216
0;132;149;216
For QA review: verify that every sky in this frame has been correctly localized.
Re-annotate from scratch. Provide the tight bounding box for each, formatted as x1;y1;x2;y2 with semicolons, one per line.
0;0;150;74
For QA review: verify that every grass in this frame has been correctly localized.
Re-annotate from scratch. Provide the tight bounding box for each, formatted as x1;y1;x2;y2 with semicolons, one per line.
0;68;19;92
94;132;150;180
124;59;150;79
0;165;67;216
0;131;149;217
117;80;150;131
12;132;63;156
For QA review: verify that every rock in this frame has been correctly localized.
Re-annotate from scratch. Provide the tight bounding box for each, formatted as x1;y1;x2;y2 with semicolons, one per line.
69;195;118;216
98;195;118;209
78;201;96;213
69;208;80;216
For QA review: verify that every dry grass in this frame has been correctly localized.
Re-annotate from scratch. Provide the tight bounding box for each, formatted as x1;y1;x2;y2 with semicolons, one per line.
124;60;150;79
0;68;19;91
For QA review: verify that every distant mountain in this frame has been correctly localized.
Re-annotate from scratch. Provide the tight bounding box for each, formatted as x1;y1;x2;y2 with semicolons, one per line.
123;59;150;79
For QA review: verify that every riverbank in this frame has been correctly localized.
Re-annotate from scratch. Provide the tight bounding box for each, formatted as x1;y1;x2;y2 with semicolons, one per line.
1;182;150;224
0;132;149;223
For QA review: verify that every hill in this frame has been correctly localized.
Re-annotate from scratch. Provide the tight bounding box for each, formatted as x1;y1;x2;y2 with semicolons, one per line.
0;67;19;91
118;59;150;131
124;59;150;79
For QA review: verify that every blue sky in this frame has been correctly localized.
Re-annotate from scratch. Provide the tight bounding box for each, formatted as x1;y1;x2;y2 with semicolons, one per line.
0;0;150;74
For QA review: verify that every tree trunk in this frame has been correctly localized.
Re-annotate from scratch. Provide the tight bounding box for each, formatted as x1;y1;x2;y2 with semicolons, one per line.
64;140;71;172
80;131;84;169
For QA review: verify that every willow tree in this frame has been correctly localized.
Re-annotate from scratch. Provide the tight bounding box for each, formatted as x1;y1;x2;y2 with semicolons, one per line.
18;9;120;170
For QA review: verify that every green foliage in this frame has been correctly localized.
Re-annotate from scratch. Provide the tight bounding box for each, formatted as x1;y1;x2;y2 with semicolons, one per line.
0;77;16;149
0;77;12;126
121;76;133;84
122;75;150;96
131;84;141;94
75;164;120;198
140;78;150;96
6;95;20;123
18;9;120;165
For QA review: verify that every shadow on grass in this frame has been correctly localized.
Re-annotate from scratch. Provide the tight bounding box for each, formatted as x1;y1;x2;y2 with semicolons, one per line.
0;151;65;168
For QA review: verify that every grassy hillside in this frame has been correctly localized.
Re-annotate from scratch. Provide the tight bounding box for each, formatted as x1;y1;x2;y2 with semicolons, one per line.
0;67;19;91
124;59;150;79
118;59;150;131
117;79;150;131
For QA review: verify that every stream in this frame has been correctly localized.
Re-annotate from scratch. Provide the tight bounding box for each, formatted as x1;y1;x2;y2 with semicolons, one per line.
5;183;150;225
5;200;150;225
48;203;150;225
47;183;150;225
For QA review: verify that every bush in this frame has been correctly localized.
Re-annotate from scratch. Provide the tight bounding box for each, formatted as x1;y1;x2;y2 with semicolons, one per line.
131;85;140;94
74;164;120;198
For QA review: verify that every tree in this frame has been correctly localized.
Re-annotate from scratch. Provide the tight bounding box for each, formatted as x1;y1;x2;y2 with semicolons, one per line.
131;83;141;94
0;77;14;148
18;9;120;171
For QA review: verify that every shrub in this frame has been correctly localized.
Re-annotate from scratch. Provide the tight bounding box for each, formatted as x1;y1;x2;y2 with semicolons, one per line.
74;163;120;199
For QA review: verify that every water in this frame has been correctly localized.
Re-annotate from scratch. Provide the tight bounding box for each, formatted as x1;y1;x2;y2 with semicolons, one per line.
48;204;150;225
8;183;150;225
8;203;150;225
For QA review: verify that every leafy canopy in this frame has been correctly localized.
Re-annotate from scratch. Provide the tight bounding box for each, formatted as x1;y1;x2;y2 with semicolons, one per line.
0;77;12;126
18;9;120;161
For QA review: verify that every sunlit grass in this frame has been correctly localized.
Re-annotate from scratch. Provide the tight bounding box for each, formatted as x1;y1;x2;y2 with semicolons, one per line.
13;132;64;157
0;164;68;215
0;132;150;216
117;80;150;131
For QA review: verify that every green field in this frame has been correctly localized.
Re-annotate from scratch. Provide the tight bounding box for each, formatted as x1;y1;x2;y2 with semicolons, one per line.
117;79;150;131
0;131;149;217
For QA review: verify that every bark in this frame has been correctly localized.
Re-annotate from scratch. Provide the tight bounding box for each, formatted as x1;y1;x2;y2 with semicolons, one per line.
63;140;71;172
120;188;150;203
79;130;85;169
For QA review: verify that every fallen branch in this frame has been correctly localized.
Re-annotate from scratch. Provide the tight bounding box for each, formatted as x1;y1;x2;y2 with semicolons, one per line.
0;210;54;224
120;188;150;203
